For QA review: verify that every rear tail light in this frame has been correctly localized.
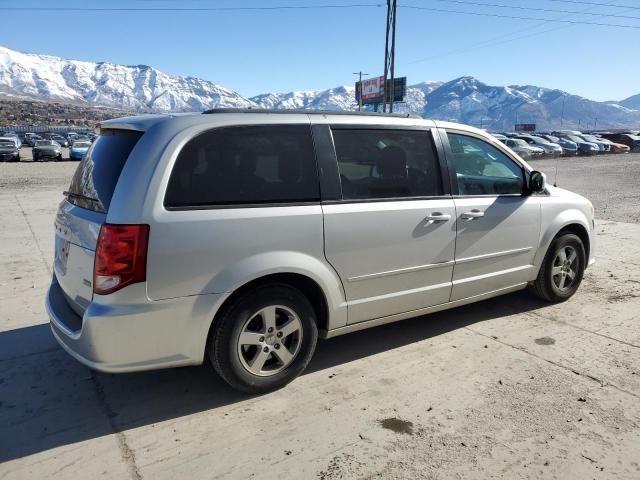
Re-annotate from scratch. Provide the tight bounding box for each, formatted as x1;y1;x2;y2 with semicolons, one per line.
94;224;149;295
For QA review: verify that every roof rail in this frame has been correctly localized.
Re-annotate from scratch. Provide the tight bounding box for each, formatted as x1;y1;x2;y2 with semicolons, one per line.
201;108;420;119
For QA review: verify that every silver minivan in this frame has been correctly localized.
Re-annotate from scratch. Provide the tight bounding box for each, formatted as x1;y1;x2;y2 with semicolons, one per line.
47;110;595;393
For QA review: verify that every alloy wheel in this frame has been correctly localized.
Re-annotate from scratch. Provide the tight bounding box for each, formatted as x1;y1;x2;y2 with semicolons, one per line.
551;245;579;292
236;305;303;377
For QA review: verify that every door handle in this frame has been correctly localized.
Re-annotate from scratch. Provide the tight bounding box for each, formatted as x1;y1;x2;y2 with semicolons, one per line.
461;209;485;220
425;212;451;223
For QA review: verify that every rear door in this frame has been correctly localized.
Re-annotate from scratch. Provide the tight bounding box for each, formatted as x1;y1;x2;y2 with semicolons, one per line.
53;130;142;316
438;128;541;301
319;125;456;325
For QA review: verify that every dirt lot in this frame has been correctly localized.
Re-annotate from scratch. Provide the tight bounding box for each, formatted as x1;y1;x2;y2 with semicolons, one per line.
1;154;639;479
529;153;640;224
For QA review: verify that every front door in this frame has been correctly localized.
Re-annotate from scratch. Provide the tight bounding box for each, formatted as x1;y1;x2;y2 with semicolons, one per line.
440;130;541;301
322;127;457;324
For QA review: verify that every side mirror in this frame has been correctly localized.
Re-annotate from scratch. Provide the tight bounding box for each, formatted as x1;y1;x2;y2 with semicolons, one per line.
528;170;546;193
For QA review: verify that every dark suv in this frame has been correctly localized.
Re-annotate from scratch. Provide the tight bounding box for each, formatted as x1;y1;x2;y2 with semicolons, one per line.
600;133;640;151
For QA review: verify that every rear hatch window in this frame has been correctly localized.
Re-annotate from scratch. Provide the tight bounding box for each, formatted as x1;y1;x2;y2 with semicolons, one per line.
67;130;142;212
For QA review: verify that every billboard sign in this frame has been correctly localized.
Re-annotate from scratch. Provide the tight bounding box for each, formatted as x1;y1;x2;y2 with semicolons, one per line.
515;123;536;132
355;77;406;105
360;76;385;100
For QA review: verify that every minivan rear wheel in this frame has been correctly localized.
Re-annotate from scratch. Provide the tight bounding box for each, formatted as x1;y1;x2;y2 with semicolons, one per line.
531;233;585;302
209;283;318;394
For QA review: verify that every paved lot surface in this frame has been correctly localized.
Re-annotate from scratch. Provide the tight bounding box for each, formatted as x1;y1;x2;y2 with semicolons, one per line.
1;155;639;479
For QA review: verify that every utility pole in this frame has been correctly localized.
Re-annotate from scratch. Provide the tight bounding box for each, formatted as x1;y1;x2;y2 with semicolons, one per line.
560;94;565;129
353;71;369;111
389;0;397;113
594;117;598;130
382;0;391;113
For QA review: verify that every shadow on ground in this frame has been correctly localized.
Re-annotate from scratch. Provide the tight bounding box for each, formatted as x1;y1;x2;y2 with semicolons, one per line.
0;290;549;463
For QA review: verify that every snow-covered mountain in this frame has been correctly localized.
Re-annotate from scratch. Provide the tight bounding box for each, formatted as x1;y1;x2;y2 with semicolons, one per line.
416;77;640;130
1;44;638;130
249;81;444;114
0;45;254;112
252;77;640;130
250;86;356;111
620;93;640;110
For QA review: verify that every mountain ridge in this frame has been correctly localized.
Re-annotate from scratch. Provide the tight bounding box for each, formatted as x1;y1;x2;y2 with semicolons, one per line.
0;45;638;130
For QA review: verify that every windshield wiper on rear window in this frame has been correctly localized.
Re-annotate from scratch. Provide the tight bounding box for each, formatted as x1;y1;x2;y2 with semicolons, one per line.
63;191;100;203
63;191;106;213
62;190;100;204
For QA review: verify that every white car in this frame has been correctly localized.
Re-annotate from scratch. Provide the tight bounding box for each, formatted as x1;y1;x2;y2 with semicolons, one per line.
502;138;545;158
517;135;563;155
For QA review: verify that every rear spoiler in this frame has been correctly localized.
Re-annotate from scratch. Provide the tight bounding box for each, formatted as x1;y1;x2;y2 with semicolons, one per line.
96;114;170;135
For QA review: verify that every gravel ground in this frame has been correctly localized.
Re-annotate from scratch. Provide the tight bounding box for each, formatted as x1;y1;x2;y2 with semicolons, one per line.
529;153;640;224
2;151;639;224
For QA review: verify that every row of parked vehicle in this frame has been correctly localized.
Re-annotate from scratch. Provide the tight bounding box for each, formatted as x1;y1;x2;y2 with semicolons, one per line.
491;130;640;158
0;130;95;162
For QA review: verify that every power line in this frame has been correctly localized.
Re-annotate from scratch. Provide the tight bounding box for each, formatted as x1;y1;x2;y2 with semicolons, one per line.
430;0;640;21
6;2;637;28
401;4;640;28
0;3;384;12
548;0;636;9
400;0;624;66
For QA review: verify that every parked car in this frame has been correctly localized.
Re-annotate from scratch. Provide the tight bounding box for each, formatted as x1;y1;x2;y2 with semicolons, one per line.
22;132;37;142
577;134;610;153
514;135;563;155
0;135;19;148
537;134;578;155
554;130;584;136
46;111;595;393
68;140;92;160
49;134;69;148
491;133;508;141
599;133;640;151
594;137;630;153
24;134;43;147
32;140;62;161
0;132;22;148
554;134;600;155
502;138;545;157
0;137;20;162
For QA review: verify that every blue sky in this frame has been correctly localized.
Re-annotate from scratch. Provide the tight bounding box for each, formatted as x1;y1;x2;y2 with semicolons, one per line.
0;0;638;101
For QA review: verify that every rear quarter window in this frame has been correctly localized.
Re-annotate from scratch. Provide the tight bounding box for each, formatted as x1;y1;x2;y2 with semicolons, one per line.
67;130;142;213
165;125;319;208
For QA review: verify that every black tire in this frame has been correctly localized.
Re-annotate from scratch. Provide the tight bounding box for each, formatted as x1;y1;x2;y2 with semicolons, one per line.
531;233;585;302
209;283;318;394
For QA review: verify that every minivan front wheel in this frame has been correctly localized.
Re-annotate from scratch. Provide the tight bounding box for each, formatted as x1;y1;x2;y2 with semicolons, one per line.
531;233;585;302
209;283;318;393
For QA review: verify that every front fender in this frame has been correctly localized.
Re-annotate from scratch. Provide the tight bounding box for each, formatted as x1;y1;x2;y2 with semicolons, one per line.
533;208;593;277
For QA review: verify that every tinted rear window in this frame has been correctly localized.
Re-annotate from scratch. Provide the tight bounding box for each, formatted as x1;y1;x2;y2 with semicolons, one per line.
331;129;442;200
67;130;142;213
165;125;319;208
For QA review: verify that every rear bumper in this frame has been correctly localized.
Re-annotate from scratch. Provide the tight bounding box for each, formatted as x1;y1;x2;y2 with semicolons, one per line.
33;151;60;157
46;277;224;372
